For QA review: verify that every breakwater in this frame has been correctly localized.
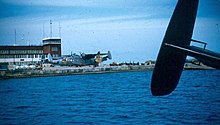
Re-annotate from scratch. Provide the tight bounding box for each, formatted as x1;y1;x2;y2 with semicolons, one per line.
0;65;153;79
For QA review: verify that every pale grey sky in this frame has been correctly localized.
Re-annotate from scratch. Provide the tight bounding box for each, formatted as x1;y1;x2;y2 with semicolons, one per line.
0;0;219;62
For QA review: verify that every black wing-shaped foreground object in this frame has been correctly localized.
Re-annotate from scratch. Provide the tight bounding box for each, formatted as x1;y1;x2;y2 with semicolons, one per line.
151;0;220;96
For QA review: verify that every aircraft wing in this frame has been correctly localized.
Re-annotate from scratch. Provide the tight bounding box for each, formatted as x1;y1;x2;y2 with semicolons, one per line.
165;43;220;69
82;54;97;59
82;51;111;59
99;53;107;55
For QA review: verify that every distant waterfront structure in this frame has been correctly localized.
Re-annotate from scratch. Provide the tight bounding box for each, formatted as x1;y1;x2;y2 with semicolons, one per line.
0;45;43;65
42;37;61;58
0;37;62;65
0;20;62;65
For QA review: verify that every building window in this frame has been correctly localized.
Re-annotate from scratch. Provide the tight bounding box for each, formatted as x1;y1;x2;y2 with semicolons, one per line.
0;50;9;54
51;47;58;51
28;55;34;58
52;54;59;57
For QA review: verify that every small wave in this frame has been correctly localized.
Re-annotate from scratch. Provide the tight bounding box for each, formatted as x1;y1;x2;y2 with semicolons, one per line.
110;114;131;120
35;111;53;117
15;105;31;109
0;89;17;94
206;114;220;123
65;121;94;124
60;103;75;107
193;85;201;88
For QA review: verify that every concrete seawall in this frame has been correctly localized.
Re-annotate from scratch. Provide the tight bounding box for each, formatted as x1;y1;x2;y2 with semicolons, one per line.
0;65;154;79
0;63;215;79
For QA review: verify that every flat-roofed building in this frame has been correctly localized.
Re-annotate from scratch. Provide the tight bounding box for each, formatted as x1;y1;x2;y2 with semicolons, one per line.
0;37;62;65
0;45;43;65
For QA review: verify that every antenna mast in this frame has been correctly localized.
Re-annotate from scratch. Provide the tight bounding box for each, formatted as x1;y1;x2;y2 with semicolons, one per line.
43;23;45;38
50;20;52;38
14;29;16;45
59;22;61;38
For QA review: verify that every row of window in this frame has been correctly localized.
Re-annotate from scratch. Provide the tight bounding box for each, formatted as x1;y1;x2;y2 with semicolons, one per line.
0;50;43;54
43;40;61;43
0;54;42;59
8;61;41;65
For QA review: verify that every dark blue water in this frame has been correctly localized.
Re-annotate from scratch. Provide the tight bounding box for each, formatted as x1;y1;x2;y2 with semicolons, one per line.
0;70;220;125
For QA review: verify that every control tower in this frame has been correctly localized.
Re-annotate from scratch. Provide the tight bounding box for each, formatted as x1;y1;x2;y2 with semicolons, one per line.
42;37;61;58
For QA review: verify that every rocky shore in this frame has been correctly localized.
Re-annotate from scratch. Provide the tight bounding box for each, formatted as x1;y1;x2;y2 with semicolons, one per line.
0;65;153;79
0;63;215;79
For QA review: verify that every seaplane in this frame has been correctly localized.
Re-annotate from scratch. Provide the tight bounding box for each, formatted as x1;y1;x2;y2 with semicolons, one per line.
59;51;112;67
151;0;220;96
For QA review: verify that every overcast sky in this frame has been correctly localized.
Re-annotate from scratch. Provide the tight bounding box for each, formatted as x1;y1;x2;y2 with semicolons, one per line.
0;0;219;62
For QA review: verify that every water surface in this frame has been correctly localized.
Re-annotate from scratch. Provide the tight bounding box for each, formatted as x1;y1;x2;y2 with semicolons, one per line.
0;70;220;124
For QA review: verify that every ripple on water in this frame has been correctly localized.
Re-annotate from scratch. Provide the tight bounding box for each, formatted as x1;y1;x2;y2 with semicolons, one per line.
0;70;220;124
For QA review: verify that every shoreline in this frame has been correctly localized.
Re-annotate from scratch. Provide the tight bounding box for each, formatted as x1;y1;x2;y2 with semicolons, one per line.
0;64;215;79
1;70;148;79
0;65;153;79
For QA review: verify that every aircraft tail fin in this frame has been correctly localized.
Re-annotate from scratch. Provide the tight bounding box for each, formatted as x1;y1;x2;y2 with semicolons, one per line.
108;51;112;60
151;0;199;96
